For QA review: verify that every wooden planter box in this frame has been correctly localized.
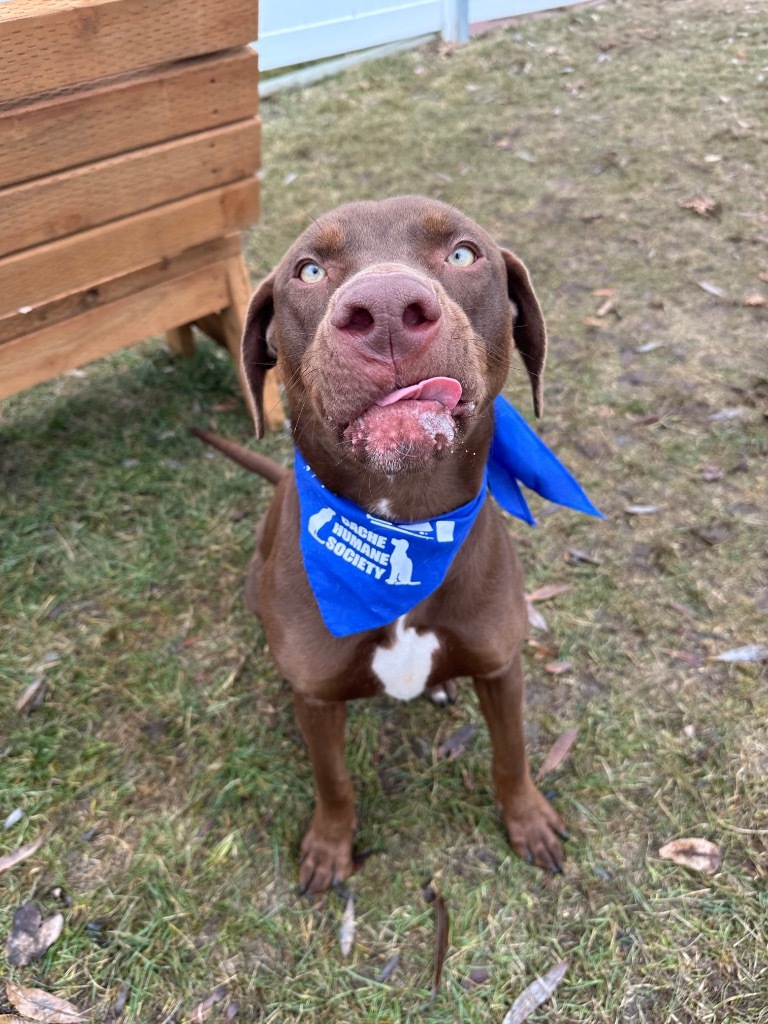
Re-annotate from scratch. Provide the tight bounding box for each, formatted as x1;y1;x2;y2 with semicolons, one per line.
0;0;282;428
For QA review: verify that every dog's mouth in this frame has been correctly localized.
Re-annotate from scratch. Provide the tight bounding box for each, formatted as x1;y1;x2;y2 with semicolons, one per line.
342;376;475;471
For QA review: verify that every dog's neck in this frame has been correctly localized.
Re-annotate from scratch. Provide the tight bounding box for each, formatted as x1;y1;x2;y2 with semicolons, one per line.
293;416;493;523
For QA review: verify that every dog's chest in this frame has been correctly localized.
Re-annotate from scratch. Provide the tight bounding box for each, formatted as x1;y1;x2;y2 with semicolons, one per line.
371;615;440;700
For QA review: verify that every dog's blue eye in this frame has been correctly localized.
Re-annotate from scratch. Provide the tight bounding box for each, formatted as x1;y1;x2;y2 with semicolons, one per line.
447;245;477;267
299;262;326;283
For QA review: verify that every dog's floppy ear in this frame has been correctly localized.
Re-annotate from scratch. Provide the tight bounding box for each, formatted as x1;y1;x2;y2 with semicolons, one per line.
239;271;277;439
501;249;547;418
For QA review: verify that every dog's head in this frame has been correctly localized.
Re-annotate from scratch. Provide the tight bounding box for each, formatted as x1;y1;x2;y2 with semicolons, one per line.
241;196;546;475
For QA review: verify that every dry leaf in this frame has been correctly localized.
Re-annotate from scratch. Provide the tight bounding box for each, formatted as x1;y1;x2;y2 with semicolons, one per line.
679;195;720;217
105;982;129;1023
437;724;477;760
743;293;766;306
526;603;549;632
693;525;729;546
0;836;44;875
582;316;605;329
4;808;24;829
376;953;400;983
463;967;491;988
711;644;768;663
667;649;704;667
16;677;48;713
536;729;578;781
595;297;615;317
0;1015;28;1023
624;504;662;515
667;599;697;619
189;984;227;1022
6;981;85;1024
544;660;572;675
565;547;601;566
658;838;722;875
626;412;661;426
431;894;449;997
37;911;65;946
502;960;568;1024
339;898;355;957
700;462;723;481
210;397;240;412
592;288;616;297
708;406;745;421
527;583;571;603
6;903;64;966
696;280;727;298
527;639;559;659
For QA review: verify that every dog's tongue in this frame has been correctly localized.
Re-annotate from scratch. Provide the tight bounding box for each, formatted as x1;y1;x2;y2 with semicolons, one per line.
375;377;462;410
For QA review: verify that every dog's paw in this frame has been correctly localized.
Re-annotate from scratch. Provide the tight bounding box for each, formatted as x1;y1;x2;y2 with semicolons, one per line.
299;824;354;895
426;678;459;706
501;785;568;874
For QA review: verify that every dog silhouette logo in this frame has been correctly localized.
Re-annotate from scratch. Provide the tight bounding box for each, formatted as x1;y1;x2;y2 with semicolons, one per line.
386;539;420;586
308;507;334;541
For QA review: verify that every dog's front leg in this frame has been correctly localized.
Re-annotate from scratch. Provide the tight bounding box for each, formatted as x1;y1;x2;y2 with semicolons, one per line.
292;692;356;894
474;655;567;873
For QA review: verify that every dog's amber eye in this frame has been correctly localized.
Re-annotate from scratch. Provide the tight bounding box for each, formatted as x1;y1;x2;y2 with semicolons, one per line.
298;262;326;283
446;245;477;268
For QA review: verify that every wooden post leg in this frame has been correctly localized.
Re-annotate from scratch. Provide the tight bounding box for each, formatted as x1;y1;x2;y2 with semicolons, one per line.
221;252;285;432
166;324;196;356
192;314;227;348
260;366;285;432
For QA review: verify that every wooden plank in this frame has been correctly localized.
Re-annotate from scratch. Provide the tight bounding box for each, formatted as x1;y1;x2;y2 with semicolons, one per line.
0;261;232;400
0;236;240;344
0;119;260;259
0;178;259;316
0;0;260;104
166;325;196;357
194;315;228;347
262;370;286;432
220;253;254;362
0;49;258;188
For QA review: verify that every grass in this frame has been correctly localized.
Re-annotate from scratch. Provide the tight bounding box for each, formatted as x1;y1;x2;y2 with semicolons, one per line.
1;0;767;1020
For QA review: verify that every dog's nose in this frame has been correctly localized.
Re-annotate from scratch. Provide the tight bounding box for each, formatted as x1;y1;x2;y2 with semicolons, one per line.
330;271;441;361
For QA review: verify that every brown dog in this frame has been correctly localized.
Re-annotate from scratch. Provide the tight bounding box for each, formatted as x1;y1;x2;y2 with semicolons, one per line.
198;196;568;894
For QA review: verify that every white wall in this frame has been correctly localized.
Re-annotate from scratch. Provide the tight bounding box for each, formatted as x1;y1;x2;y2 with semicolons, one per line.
257;0;570;74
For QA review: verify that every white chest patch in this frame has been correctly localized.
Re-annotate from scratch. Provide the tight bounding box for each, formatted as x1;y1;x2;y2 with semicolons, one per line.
370;497;392;517
371;615;440;701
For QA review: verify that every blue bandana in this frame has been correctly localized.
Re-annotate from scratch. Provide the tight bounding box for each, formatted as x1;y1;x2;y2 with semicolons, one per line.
295;396;602;637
